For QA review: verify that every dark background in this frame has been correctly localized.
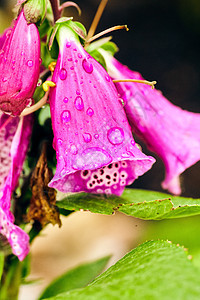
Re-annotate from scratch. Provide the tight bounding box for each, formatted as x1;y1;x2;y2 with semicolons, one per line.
1;0;200;196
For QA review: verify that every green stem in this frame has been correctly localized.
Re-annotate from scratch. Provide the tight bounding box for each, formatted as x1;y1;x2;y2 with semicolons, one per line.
49;0;61;22
0;257;22;300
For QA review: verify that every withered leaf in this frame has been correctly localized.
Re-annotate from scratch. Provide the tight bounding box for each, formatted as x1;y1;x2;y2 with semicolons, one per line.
27;143;61;228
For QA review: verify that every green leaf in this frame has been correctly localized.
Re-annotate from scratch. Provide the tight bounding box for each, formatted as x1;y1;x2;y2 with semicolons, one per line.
43;241;200;300
0;252;4;280
38;256;111;299
57;188;200;220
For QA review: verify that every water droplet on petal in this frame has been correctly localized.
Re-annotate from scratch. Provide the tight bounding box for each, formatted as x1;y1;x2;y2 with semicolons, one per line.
76;90;81;95
73;147;112;169
94;134;99;139
61;110;71;123
70;66;74;70
131;140;135;146
70;145;78;155
78;53;82;59
105;75;110;82
82;58;93;74
57;138;63;145
21;51;25;56
59;68;67;80
86;107;94;116
68;58;72;61
83;133;92;143
63;97;69;103
27;60;33;67
75;96;84;111
66;42;71;48
2;77;7;82
107;127;125;145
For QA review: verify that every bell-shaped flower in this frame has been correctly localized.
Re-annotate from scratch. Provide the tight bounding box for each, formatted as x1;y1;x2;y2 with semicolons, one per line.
0;10;40;116
48;25;155;196
105;55;200;194
0;112;32;260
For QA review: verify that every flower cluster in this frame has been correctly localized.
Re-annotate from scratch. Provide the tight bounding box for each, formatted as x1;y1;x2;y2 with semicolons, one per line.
0;1;200;261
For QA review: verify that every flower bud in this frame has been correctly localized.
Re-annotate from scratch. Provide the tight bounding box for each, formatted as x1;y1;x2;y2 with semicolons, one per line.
0;10;40;116
23;0;47;25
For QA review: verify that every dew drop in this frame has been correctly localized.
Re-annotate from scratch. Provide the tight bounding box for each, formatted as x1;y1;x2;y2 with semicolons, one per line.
105;75;110;82
131;140;135;146
57;138;63;145
107;127;125;145
66;42;71;48
86;107;94;116
73;147;112;169
70;66;74;70
94;134;99;139
76;90;81;95
61;110;71;123
63;97;69;103
59;68;67;80
82;58;93;74
78;53;82;59
68;58;72;62
75;96;84;111
21;51;25;56
27;60;33;67
2;77;7;82
83;133;92;143
70;144;78;155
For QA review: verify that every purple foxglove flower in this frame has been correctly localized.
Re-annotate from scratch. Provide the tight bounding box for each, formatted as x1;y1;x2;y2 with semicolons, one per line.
106;56;200;194
48;26;155;196
0;10;40;116
0;112;32;260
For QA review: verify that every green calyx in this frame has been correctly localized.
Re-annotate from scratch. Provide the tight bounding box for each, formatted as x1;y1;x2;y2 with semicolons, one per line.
23;0;47;25
47;19;87;59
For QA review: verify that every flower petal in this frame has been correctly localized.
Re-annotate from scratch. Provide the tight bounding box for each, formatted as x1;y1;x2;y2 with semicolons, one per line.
0;112;32;260
0;10;40;116
107;56;200;194
49;27;155;195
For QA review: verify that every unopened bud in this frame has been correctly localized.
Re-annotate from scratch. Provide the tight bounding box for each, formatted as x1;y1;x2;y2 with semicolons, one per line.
24;0;47;24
